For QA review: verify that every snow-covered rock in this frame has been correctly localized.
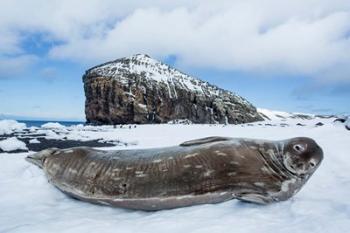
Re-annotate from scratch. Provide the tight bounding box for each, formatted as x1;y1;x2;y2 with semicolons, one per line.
0;119;26;135
41;122;65;129
0;137;27;151
83;54;263;125
345;117;350;130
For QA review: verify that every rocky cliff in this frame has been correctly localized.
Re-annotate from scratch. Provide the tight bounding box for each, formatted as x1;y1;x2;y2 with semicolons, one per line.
83;54;263;124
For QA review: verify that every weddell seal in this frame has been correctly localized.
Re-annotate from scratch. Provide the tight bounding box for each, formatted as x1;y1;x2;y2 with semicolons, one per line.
26;136;323;210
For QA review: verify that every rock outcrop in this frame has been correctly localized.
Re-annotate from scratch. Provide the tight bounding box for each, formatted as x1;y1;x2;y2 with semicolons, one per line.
345;117;350;130
83;54;263;124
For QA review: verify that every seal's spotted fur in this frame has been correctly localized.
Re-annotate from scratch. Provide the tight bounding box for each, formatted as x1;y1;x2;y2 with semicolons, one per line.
26;137;323;210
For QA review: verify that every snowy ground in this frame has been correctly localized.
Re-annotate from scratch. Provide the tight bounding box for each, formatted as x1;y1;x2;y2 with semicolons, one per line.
0;117;349;233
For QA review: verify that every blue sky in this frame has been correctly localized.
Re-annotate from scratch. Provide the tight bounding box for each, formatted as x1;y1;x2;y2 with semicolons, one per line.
0;1;349;121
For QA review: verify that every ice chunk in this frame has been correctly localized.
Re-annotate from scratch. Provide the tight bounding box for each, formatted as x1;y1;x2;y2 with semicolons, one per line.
0;120;26;135
41;122;65;129
0;137;27;152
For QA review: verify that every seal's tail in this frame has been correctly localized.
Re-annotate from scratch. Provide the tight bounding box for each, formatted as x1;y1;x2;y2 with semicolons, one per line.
25;148;58;168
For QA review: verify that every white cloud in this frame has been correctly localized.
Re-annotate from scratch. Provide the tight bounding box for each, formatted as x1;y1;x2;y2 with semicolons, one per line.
0;55;39;78
1;0;350;81
0;30;22;55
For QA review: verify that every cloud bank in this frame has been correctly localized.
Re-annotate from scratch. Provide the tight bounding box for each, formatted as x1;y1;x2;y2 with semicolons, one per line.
1;0;350;81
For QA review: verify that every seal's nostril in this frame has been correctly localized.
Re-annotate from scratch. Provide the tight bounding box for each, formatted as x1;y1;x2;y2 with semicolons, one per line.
293;144;304;152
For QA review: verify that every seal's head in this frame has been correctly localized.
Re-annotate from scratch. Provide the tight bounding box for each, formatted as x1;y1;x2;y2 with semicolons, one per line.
282;137;323;177
25;148;58;168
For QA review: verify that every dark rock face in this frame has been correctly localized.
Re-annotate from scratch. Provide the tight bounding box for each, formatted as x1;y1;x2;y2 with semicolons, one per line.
345;118;350;130
315;122;324;127
83;54;263;124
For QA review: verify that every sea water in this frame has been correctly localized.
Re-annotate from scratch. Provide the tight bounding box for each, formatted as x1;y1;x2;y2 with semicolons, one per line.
17;120;84;127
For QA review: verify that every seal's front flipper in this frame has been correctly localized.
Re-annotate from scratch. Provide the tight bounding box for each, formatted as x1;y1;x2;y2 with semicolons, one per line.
179;136;231;147
235;193;271;205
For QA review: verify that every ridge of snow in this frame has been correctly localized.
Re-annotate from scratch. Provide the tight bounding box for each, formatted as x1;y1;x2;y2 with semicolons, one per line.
258;108;293;120
257;108;322;121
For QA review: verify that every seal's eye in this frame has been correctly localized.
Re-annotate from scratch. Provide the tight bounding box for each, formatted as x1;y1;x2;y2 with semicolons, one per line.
309;161;316;167
293;144;304;152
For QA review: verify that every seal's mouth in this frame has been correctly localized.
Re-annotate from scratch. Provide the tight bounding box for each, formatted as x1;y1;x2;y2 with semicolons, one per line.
282;159;300;177
283;154;314;178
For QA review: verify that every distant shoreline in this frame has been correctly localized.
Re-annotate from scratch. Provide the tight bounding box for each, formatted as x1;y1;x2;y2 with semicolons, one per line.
17;120;85;127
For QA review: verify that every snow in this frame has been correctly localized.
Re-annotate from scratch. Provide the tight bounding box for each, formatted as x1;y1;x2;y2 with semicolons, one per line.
41;122;65;129
0;117;350;232
258;108;290;120
138;103;148;111
257;108;315;121
0;119;26;135
0;137;27;151
167;119;193;124
29;138;40;144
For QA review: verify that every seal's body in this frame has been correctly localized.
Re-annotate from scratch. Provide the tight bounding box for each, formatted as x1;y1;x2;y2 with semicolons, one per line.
26;137;323;210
